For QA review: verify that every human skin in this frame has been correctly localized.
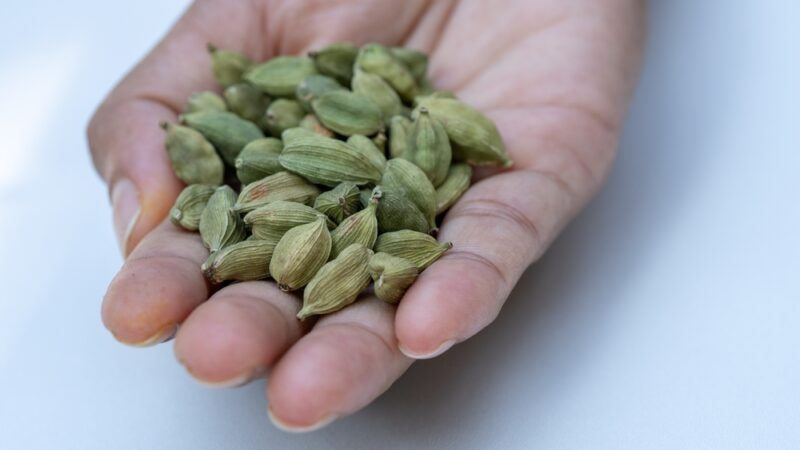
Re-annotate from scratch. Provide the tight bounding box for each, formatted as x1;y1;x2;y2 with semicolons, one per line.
88;0;645;432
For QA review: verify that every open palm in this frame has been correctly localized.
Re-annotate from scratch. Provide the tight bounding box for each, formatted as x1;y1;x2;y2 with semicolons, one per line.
89;0;644;431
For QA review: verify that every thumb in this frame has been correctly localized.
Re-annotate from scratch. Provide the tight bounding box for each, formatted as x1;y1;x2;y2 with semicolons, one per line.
88;99;183;256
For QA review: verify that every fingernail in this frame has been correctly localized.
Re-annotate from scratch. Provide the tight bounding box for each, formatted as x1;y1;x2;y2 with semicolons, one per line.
183;365;267;389
111;178;140;257
268;407;338;433
399;339;456;359
114;323;178;347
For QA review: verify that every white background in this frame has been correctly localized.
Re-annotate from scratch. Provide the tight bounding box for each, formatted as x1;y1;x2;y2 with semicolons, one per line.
0;1;798;449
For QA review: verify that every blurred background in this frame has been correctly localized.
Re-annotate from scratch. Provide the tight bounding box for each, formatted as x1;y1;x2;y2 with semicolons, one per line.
0;1;798;449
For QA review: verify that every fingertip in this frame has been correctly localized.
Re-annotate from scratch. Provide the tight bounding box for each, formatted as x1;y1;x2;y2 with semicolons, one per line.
102;238;208;346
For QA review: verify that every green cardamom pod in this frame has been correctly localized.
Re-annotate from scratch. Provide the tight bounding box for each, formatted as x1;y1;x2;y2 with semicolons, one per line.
417;90;458;101
404;106;452;187
308;42;358;85
234;138;283;185
368;252;419;304
346;134;386;173
380;158;437;230
352;68;402;121
234;171;320;213
435;163;472;215
170;184;215;231
330;195;379;258
372;185;431;234
208;44;252;88
356;43;418;101
263;99;304;137
223;83;269;123
270;217;332;291
295;74;344;112
199;185;246;253
374;230;452;270
299;113;335;137
298;244;373;319
244;55;317;97
162;122;224;186
184;91;227;114
388;47;428;82
311;90;384;137
388;115;412;159
279;128;383;186
314;182;362;224
244;200;334;242
181;111;264;165
202;239;277;284
413;97;512;167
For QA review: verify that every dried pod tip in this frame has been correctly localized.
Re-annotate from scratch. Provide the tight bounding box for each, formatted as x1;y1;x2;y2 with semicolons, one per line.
207;43;217;54
418;106;429;115
159;121;170;131
307;51;319;58
170;209;182;221
278;283;291;292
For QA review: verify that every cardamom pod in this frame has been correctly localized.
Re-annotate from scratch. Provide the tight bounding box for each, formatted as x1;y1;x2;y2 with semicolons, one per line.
181;111;264;165
352;68;402;121
162;122;224;186
199;185;246;253
202;239;277;284
223;83;269;123
298;244;373;319
388;47;428;82
299;113;335;137
435;163;472;215
234;138;283;185
270;217;332;291
184;91;227;114
330;194;379;258
373;185;431;234
388;115;412;159
346;134;386;173
170;184;215;231
295;74;344;112
311;90;384;136
368;252;419;304
279;128;383;186
374;230;452;270
314;182;362;224
263;99;304;136
404;106;452;187
380;159;437;230
234;171;320;213
208;44;252;88
413;97;512;167
356;43;418;101
372;131;387;153
309;42;358;85
244;200;334;242
244;55;317;97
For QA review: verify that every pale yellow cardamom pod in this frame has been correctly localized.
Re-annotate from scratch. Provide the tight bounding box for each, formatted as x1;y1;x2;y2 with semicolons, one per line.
298;244;373;319
199;185;246;253
369;252;419;304
374;230;452;270
170;184;215;231
244;201;334;242
234;171;320;213
202;239;277;284
435;163;472;215
269;217;332;291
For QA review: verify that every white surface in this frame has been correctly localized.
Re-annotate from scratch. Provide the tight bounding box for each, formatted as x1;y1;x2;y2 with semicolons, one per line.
1;1;798;449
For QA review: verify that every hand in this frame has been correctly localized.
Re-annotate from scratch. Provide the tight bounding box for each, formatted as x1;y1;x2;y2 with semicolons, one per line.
89;0;645;431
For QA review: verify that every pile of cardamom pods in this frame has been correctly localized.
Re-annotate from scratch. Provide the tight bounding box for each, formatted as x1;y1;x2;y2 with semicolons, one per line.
164;42;512;319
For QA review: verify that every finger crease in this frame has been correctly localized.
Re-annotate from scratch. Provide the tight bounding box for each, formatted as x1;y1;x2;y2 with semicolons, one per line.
442;248;508;288
449;197;542;245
